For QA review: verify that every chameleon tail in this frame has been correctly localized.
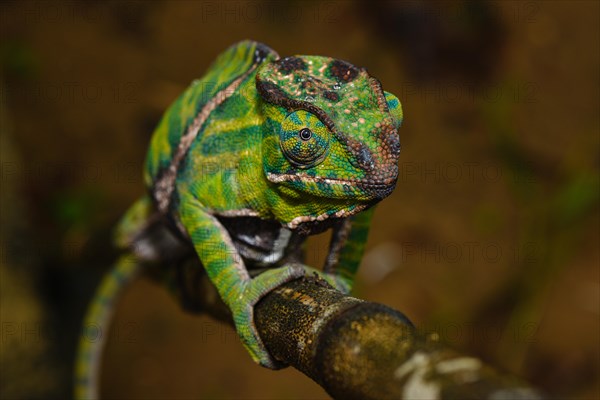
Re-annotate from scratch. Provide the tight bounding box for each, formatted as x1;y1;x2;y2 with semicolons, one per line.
74;253;142;400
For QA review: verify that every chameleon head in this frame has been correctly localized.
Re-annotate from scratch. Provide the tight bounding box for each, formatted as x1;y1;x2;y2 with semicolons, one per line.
256;55;403;219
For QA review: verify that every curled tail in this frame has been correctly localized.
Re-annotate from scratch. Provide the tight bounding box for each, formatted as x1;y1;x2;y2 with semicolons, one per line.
75;254;142;400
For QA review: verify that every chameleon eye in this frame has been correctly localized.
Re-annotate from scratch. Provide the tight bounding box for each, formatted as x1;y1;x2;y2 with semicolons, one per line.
298;128;312;141
280;110;329;168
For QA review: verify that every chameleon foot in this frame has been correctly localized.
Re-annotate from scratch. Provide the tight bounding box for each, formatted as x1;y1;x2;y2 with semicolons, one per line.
231;263;353;368
231;263;307;369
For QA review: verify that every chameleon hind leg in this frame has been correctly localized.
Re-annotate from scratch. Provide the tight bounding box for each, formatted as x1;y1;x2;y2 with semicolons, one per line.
179;195;307;368
75;253;142;400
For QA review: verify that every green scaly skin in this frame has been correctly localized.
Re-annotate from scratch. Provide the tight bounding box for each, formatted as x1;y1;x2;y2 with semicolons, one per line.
75;40;402;398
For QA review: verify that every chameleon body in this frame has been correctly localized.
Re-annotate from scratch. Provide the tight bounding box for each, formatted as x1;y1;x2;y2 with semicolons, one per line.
75;40;402;398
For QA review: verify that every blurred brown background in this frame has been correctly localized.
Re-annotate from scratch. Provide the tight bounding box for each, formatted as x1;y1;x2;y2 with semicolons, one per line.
1;1;598;399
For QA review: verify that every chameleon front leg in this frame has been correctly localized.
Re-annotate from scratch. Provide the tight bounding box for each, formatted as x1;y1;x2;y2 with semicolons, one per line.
179;194;307;368
323;207;376;293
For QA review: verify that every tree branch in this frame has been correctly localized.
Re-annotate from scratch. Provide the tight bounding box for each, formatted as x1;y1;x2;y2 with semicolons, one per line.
255;276;544;400
174;264;544;399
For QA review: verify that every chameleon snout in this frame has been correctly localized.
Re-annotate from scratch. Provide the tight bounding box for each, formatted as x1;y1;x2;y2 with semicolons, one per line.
346;125;400;200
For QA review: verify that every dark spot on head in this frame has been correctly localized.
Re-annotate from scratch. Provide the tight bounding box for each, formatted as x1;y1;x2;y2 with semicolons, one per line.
328;60;359;82
300;80;317;95
347;139;375;171
323;90;340;102
386;130;401;158
277;57;307;75
256;79;289;104
254;42;278;63
355;146;375;170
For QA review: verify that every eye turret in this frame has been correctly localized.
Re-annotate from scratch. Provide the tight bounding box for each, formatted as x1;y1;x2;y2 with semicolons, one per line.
280;110;330;168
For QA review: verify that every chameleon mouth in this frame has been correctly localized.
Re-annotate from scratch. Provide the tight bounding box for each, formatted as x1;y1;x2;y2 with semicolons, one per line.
267;172;395;186
286;203;369;229
266;172;397;199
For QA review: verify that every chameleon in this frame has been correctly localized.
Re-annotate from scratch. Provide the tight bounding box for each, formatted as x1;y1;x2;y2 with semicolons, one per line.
75;40;402;398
